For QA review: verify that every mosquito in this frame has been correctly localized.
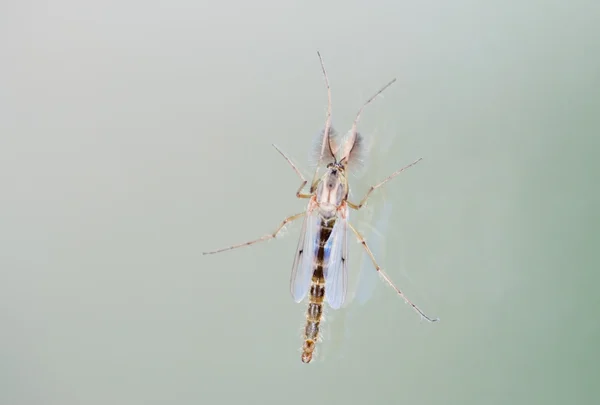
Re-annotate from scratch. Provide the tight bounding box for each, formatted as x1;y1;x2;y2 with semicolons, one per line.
203;52;439;364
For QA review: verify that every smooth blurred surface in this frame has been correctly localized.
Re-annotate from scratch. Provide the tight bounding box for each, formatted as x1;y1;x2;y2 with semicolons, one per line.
2;1;599;404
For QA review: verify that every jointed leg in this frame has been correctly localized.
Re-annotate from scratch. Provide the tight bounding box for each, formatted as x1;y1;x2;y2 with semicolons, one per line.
348;221;439;322
347;158;423;210
203;212;306;255
272;144;312;199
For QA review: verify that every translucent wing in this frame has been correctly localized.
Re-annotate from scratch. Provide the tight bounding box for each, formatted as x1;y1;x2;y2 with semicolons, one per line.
290;209;319;303
324;213;348;309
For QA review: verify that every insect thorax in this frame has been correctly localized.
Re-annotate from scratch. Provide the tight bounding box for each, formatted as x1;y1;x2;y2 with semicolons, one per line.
315;166;348;210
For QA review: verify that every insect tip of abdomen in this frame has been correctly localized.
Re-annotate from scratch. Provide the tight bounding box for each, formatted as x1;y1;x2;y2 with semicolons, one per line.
301;339;316;364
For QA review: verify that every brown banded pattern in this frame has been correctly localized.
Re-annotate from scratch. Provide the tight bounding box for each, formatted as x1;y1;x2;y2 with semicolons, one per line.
301;216;335;363
203;52;438;365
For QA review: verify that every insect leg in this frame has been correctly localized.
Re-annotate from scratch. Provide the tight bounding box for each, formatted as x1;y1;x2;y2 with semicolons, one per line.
347;158;423;210
272;144;312;199
203;212;306;255
347;221;439;322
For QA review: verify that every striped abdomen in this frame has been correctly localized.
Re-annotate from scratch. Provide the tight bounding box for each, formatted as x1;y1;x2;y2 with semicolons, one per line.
301;217;335;363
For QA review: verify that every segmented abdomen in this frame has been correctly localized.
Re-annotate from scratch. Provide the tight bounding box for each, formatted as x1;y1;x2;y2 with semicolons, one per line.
301;217;335;364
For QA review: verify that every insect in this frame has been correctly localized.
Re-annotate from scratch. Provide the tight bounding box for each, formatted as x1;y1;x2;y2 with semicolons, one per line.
203;52;439;363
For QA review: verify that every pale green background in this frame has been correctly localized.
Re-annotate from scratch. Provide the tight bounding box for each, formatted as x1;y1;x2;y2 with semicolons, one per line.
1;1;599;404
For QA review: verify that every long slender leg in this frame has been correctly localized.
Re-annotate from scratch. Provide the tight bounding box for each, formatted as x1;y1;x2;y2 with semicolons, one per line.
203;212;306;255
347;157;423;210
348;221;439;322
272;144;312;199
